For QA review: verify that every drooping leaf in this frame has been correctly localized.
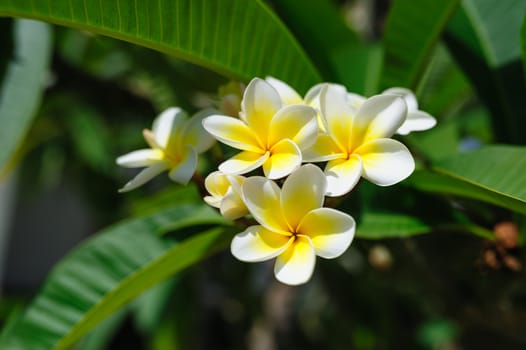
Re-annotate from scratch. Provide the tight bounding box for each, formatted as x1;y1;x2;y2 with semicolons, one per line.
445;0;526;144
407;145;526;215
0;0;321;93
380;0;460;89
0;19;52;173
0;205;234;350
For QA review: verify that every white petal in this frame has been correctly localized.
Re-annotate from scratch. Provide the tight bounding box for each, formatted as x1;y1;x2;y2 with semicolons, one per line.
297;208;355;259
242;176;290;233
220;189;249;220
265;76;303;105
231;225;293;262
219;151;269;175
346;92;366;110
268;104;318;150
152;107;188;149
202;115;262;152
305;83;347;109
302;134;345;162
116;149;164;168
274;236;316;285
324;155;362;197
396;111;437;135
352;94;407;147
383;87;418;111
320;84;354;150
263;139;302;179
356;138;415;186
281;165;326;230
183;108;217;153
118;161;169;192
204;171;231;198
168;145;197;185
241;78;282;138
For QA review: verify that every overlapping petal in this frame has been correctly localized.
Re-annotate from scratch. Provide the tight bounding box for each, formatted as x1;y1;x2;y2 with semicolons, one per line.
220;189;248;220
265;76;303;105
242;177;289;233
168;145;197;185
231;226;293;262
281;164;326;230
241;78;282;138
202;115;263;152
263;139;302;179
356;138;415;186
182;108;217;153
298;208;355;259
152;107;187;149
397;110;437;135
267;105;318;150
302;134;345;162
320;85;354;151
219;151;269;175
324;155;362;197
274;236;316;285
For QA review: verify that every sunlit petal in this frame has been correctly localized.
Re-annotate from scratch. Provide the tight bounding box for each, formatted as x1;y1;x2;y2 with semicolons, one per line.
346;92;366;111
118;161;169;193
168;145;197;185
204;171;231;198
231;226;293;262
297;208;355;259
219;151;269;175
152;107;188;149
356;138;415;186
242;177;289;233
265;76;303;105
352;95;407;148
182;108;217;153
242;78;282;139
281;165;326;230
220;189;249;220
324;155;362;197
263;139;302;179
268;105;318;150
202;115;262;152
116;149;164;168
320;84;354;150
274;236;316;285
302;134;345;162
396;111;437;135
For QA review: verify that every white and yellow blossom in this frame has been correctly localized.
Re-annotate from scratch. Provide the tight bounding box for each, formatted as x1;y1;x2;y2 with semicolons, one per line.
203;78;318;179
116;107;215;192
204;171;248;220
304;85;415;197
382;87;436;135
231;164;355;285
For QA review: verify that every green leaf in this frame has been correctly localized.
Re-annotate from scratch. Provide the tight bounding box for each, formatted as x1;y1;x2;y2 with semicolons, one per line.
407;145;526;215
521;13;526;84
356;212;431;239
445;0;526;144
0;205;234;350
380;0;460;89
0;0;321;92
0;19;52;172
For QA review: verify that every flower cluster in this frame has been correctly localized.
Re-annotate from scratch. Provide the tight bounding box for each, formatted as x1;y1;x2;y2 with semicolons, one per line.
117;77;435;285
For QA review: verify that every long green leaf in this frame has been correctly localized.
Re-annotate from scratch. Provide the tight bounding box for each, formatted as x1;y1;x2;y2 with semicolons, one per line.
407;146;526;215
0;205;234;350
0;0;321;92
445;0;526;144
0;19;52;173
356;212;431;239
380;0;460;89
520;12;526;89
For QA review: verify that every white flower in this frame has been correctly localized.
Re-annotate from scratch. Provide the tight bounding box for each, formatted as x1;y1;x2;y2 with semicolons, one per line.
117;107;215;192
231;165;355;285
203;171;247;220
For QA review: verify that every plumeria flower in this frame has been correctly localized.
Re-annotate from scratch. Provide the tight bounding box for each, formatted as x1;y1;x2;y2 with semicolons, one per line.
203;78;318;179
231;164;355;285
266;76;347;131
304;85;415;197
117;107;215;192
382;87;437;135
203;171;248;220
